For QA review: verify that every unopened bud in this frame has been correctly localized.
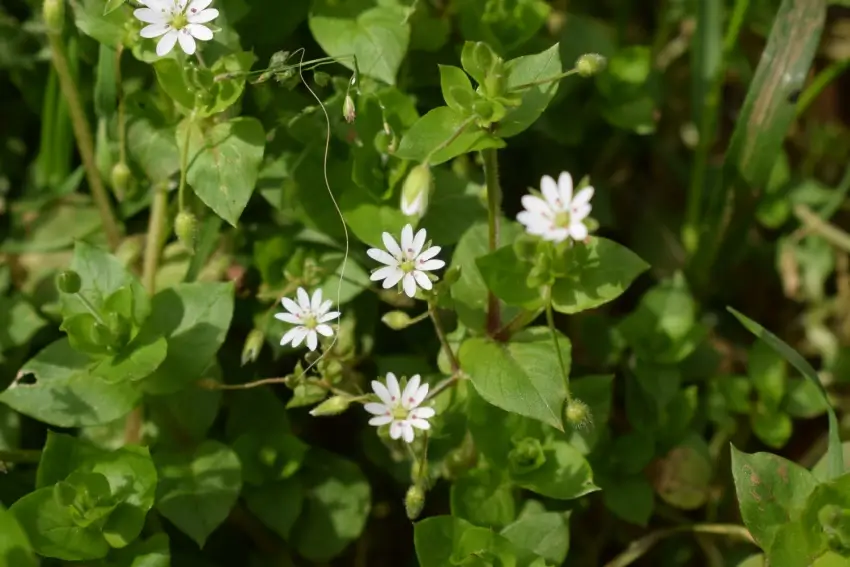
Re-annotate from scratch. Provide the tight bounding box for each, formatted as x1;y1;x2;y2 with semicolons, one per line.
43;0;65;34
174;211;197;253
56;270;82;294
441;265;461;286
382;311;415;330
576;53;607;77
241;329;265;366
343;94;356;123
565;398;593;429
309;395;351;417
401;164;433;218
404;484;426;520
110;162;131;199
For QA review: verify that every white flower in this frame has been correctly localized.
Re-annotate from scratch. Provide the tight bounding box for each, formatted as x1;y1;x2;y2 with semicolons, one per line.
367;224;445;298
517;171;594;243
275;287;340;352
134;0;219;57
364;373;435;443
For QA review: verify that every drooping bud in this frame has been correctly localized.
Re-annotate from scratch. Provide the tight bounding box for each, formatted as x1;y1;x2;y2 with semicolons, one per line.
576;53;607;77
43;0;65;34
56;270;82;294
343;94;356;123
174;211;198;253
382;311;415;330
309;395;351;417
241;329;265;366
400;164;433;218
565;398;593;429
110;162;131;200
404;484;426;521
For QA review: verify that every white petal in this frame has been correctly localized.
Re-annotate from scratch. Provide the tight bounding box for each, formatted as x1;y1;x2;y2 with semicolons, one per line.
296;288;311;311
413;271;432;290
517;210;535;227
317;299;333;315
386;373;401;402
177;29;196;55
569;221;588;241
382;232;402;258
381;268;404;289
418;259;445;271
540;175;561;209
134;8;166;23
401;375;421;409
409;418;431;430
318;311;340;323
389;421;403;440
279;326;303;347
401;422;415;443
141;23;170;38
411;229;427;257
315;324;334;337
417;246;441;262
521;194;552;215
369;415;393;426
572;186;594;209
156;30;178;55
371;380;393;406
400;224;414;253
305;330;318;351
370;265;399;282
274;312;301;324
187;0;212;12
289;327;308;348
310;288;323;311
402;273;417;298
572;203;591;221
281;297;302;316
186;23;213;40
557;171;574;206
413;383;430;407
367;248;398;266
364;402;390;415
547;228;570;243
410;406;436;419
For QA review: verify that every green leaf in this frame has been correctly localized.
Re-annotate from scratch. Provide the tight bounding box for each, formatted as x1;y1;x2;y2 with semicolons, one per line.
90;332;168;385
99;533;170;567
500;507;570;565
339;184;408;248
602;475;654;526
309;0;410;84
513;440;598;500
439;65;476;113
126;106;180;183
154;441;242;548
103;0;124;15
497;43;562;138
0;503;37;567
0;295;45;351
73;0;128;46
419;167;487;246
202;52;256;116
653;435;712;510
455;0;550;53
152;60;195;112
460;327;569;430
551;237;649;314
396;106;505;166
180;117;265;226
748;340;787;409
290;449;371;562
477;245;543;308
142;282;234;394
729;307;843;480
750;406;793;449
792;474;850;563
0;339;142;427
244;478;304;541
730;445;819;550
451;468;516;528
786;378;830;418
146;383;222;447
566;375;614;453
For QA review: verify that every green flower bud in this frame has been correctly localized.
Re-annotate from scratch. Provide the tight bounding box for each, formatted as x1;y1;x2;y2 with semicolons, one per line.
343;94;356;123
508;437;546;475
43;0;65;34
174;211;198;253
241;329;265;366
110;162;131;199
404;484;426;521
313;70;330;87
56;270;82;294
309;395;351;417
442;265;462;287
382;310;415;330
400;164;433;218
565;398;593;430
576;53;607;77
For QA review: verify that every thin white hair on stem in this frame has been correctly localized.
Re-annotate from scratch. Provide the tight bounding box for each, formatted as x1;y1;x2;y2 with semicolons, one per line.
292;47;350;379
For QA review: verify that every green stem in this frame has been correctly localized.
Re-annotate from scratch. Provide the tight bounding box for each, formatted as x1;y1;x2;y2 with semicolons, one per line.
796;59;850;116
794;204;850;253
178;117;193;211
604;524;754;567
0;449;42;463
47;32;122;250
142;186;169;293
425;371;464;402
545;290;571;401
76;292;106;325
116;44;127;166
509;69;580;91
429;303;460;373
482;147;502;336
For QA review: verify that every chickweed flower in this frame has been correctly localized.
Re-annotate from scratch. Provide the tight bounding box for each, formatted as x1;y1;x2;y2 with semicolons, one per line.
134;0;219;57
367;224;445;298
365;373;435;443
275;287;340;352
517;172;594;244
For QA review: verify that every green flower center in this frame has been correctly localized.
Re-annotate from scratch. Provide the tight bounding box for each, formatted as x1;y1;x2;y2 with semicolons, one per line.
391;406;409;420
302;314;317;329
170;12;189;30
553;210;571;228
400;259;416;273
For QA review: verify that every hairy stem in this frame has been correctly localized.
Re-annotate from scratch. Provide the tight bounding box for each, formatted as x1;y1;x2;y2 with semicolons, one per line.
0;449;42;464
604;524;754;567
482;147;502;336
142;186;169;292
47;32;121;250
429;303;460;373
545;290;571;401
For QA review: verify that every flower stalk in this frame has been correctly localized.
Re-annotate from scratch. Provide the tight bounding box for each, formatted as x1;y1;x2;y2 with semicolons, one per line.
482;147;502;336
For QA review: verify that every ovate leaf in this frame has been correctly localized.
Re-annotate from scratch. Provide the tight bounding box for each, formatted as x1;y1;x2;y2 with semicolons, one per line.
0;504;37;567
396;106;505;165
497;43;562;138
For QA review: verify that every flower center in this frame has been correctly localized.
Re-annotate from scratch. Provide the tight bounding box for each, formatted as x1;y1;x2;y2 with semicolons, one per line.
391;406;409;420
553;210;571;228
302;314;317;329
400;259;416;273
170;11;189;30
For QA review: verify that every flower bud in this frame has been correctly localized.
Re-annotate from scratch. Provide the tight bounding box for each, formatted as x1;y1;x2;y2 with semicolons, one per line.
343;94;356;123
174;211;197;253
508;437;546;475
400;164;432;218
56;270;82;294
576;53;607;77
441;265;462;286
404;484;426;521
241;329;265;366
309;395;351;417
382;310;415;330
110;162;131;200
565;398;593;429
43;0;65;34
